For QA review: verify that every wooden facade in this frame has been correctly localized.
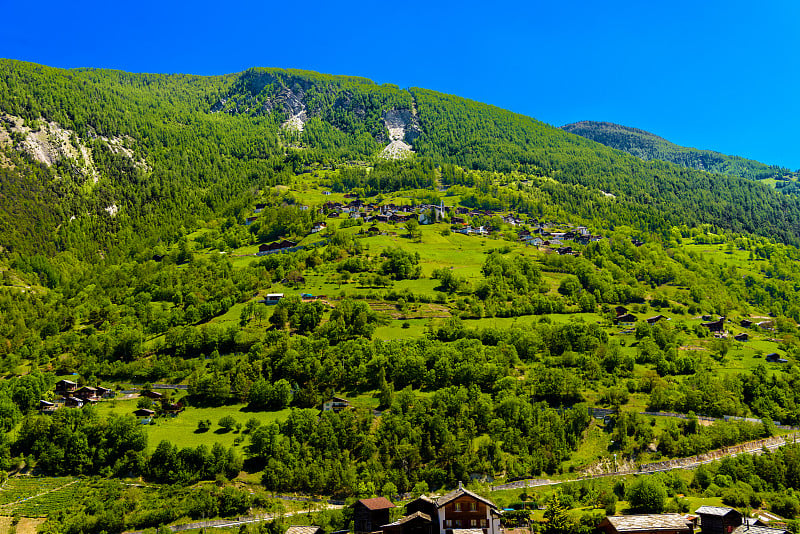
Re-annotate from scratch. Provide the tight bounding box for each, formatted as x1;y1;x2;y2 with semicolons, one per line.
696;506;742;534
354;497;395;534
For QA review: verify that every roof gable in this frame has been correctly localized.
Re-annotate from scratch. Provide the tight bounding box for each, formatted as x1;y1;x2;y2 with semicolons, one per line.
435;487;498;511
357;497;395;511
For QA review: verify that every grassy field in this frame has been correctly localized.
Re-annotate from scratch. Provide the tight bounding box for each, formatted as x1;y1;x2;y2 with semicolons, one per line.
95;398;292;451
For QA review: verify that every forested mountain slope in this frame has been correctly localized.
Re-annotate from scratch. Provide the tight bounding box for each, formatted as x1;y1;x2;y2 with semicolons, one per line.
5;60;800;532
561;120;793;181
4;61;800;257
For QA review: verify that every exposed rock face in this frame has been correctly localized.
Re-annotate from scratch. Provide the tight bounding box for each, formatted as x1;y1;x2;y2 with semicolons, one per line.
380;109;421;159
0;114;145;183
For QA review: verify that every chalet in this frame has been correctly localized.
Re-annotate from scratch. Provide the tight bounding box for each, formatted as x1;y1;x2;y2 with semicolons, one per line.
311;222;327;234
286;527;325;534
435;483;502;534
153;254;165;262
354;497;396;534
39;400;56;412
757;320;775;330
647;315;667;324
734;333;749;342
695;506;742;534
140;390;164;400
701;317;725;332
557;246;573;255
74;386;99;401
598;514;694;534
64;396;84;408
765;353;788;364
96;386;114;398
367;225;381;235
254;203;266;212
328;211;340;218
322;396;351;413
733;520;790;534
382;512;435;534
265;293;285;305
55;379;77;396
245;216;258;225
133;408;155;418
740;319;753;328
452;216;466;225
616;313;637;324
632;238;645;247
615;306;629;316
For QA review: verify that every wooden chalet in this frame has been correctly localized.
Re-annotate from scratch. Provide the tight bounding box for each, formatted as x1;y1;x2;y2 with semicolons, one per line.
598;514;694;534
614;306;629;316
74;386;99;401
740;319;753;328
55;379;77;396
615;313;637;324
647;315;667;325
766;353;788;364
733;519;790;534
140;390;164;399
435;484;502;534
322;396;351;413
265;293;284;305
39;400;56;412
734;333;749;342
701;317;725;332
354;497;395;534
382;512;435;534
133;408;155;418
695;506;742;534
64;396;84;408
286;527;324;534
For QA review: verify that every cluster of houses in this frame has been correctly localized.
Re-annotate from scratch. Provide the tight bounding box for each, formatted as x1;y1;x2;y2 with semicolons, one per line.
612;306;670;326
39;380;114;412
340;492;788;534
599;506;789;534
353;483;502;534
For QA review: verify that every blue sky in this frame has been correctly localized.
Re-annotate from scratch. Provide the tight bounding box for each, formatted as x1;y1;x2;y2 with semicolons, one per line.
3;0;799;168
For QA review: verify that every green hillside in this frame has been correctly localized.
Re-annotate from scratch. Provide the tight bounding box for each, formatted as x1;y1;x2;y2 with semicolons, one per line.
3;60;800;532
561;120;798;183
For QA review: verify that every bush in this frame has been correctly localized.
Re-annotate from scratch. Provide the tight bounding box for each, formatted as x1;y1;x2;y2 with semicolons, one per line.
626;476;667;513
218;415;237;432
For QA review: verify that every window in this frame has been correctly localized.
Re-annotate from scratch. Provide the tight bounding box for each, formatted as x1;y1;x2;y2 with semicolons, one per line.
455;520;462;527
455;503;461;512
471;520;477;527
481;520;487;527
445;521;451;527
470;503;478;512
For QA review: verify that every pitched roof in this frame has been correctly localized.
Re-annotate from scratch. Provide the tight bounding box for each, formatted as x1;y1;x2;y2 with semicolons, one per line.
695;506;740;517
733;523;789;534
450;530;485;534
602;514;692;532
356;497;395;511
286;526;324;534
381;512;433;528
435;487;499;511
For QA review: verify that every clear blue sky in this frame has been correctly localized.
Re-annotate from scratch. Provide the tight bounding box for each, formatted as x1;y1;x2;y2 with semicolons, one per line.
3;0;799;168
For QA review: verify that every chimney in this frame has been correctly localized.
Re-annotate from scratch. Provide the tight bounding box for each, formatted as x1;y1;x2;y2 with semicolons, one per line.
458;481;463;489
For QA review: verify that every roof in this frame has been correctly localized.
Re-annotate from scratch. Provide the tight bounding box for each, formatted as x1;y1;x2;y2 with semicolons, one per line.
286;526;323;534
450;530;486;534
56;379;77;385
602;514;692;532
695;506;740;517
356;497;395;511
381;512;433;528
733;523;789;534
435;487;499;511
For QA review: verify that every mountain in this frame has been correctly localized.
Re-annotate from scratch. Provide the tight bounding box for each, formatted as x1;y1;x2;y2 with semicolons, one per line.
5;60;800;531
4;61;800;259
561;120;795;181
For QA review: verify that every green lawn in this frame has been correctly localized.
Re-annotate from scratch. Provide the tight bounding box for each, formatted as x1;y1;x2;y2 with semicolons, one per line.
95;398;292;451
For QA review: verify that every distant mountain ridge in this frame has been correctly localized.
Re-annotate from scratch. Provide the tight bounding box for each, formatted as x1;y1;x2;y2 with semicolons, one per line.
561;120;792;181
